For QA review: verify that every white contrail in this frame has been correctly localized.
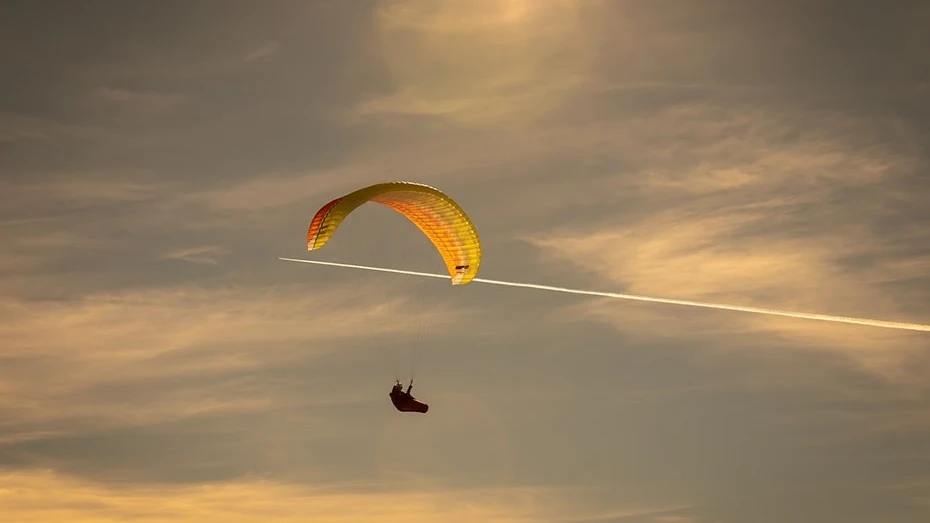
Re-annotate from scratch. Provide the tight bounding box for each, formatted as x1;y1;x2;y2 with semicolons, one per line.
278;257;930;333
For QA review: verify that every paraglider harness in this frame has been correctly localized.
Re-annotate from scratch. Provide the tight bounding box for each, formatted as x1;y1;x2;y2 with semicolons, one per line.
389;379;429;413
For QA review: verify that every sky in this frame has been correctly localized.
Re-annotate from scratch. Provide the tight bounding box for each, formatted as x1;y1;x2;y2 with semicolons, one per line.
1;1;929;522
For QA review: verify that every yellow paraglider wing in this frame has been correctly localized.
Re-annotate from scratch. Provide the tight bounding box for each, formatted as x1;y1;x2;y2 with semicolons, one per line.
306;182;481;285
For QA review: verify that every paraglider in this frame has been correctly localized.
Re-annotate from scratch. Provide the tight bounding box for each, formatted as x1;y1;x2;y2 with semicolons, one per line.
305;181;482;414
389;380;429;414
306;181;482;285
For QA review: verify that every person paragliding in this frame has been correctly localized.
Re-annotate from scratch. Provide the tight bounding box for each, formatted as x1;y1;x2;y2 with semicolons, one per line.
306;181;481;415
389;379;429;414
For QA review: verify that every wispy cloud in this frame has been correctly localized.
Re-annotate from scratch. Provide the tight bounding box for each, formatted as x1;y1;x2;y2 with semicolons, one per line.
0;114;113;143
355;0;597;127
243;41;280;63
513;96;929;382
528;226;928;383
0;468;688;523
883;477;930;509
160;245;227;265
184;168;371;213
88;87;187;110
0;177;170;279
0;281;474;432
653;517;707;523
1;177;161;210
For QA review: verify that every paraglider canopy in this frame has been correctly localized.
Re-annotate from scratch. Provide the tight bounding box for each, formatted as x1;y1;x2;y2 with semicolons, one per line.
306;181;482;285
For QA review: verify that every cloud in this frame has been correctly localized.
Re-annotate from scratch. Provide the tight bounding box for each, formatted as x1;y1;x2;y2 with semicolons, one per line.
510;99;929;386
243;41;280;63
178;132;555;215
160;245;227;265
653;517;702;523
527;220;928;382
1;177;162;214
564;506;697;523
0;177;172;280
173;91;893;227
0;114;113;143
185;168;371;213
353;0;598;127
883;477;930;509
87;87;187;110
0;468;689;523
0;226;106;278
0;281;475;433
